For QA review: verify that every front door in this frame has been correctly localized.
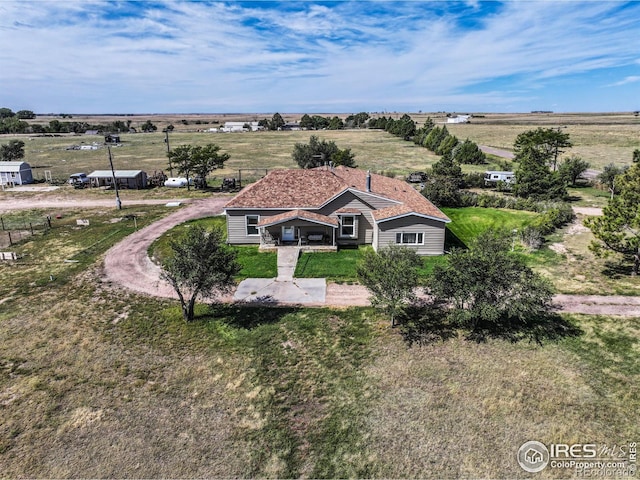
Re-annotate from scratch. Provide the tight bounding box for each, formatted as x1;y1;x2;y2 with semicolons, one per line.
282;226;295;242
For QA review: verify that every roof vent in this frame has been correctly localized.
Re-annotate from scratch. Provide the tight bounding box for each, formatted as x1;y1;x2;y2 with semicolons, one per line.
366;170;371;192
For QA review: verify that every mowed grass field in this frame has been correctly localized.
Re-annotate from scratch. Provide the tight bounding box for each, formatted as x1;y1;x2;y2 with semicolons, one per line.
3;112;639;187
0;205;638;477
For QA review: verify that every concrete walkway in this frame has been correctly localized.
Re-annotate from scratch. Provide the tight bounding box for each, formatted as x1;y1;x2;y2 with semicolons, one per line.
277;246;301;281
233;246;328;304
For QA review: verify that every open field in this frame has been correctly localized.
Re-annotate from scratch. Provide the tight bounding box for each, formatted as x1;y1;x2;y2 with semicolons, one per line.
1;113;639;477
1;261;638;477
3;112;638;187
0;200;639;477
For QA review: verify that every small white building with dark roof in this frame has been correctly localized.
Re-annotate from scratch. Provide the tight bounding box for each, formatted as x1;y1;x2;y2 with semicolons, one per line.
0;161;33;186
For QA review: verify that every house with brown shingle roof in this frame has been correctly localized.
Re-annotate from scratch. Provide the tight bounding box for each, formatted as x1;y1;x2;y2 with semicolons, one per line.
224;166;450;255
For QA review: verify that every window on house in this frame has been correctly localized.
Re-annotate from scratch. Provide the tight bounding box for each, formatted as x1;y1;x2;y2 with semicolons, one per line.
246;215;260;236
340;215;356;238
395;232;424;245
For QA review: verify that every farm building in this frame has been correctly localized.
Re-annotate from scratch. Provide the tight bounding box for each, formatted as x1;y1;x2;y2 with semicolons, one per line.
447;115;471;124
282;122;301;131
225;166;450;255
0;161;33;186
87;170;148;189
220;122;263;132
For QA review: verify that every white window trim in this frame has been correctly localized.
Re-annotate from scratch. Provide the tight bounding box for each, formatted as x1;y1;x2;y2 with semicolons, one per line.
395;232;424;245
339;214;357;238
246;214;260;236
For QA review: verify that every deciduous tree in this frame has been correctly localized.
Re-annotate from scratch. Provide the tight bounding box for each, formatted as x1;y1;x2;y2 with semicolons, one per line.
168;143;230;190
357;245;422;326
292;135;355;169
558;155;590;186
141;120;157;132
0;140;25;161
597;163;628;199
429;230;555;339
16;110;35;119
161;225;240;322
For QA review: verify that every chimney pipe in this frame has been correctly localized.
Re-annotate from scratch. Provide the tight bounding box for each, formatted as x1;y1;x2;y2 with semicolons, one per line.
366;170;371;192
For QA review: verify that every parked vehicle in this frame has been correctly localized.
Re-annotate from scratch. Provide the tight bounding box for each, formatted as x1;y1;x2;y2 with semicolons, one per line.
68;173;90;187
164;177;191;188
406;171;427;183
484;171;514;186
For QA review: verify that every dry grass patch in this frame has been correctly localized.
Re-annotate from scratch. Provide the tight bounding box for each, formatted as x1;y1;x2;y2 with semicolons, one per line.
532;214;640;295
0;278;254;477
365;326;636;479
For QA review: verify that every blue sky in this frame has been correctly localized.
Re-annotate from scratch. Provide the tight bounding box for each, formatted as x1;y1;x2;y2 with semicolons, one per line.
1;1;639;114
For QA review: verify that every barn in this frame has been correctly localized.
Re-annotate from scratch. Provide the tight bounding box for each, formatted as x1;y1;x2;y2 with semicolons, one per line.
87;170;148;189
0;161;34;186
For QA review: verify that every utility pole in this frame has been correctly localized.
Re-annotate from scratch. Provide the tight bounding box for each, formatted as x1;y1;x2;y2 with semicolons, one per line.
108;146;122;210
164;129;173;176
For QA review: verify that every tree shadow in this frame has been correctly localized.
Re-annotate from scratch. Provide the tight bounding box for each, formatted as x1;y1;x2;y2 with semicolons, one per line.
399;302;583;347
206;302;300;330
602;259;633;279
399;301;458;347
445;228;467;251
465;311;583;345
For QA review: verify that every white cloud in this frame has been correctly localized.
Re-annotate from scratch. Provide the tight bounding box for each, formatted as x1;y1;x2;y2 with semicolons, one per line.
0;1;638;112
608;76;640;87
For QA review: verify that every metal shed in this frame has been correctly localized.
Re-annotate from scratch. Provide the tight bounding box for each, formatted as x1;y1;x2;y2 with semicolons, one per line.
87;170;148;189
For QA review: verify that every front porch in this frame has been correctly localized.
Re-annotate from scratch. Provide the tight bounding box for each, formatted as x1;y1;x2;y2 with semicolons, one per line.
259;243;338;253
258;209;339;252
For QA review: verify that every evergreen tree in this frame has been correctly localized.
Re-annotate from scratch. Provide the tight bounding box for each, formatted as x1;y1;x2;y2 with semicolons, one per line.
512;146;567;200
452;139;487;165
586;150;640;275
271;112;285;130
513;127;572;170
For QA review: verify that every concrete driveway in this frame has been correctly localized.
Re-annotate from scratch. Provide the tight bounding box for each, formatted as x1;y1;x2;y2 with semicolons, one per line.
234;278;326;304
234;246;327;304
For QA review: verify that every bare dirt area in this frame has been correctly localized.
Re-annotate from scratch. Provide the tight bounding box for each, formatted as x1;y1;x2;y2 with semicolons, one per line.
0;195;192;214
102;195;230;299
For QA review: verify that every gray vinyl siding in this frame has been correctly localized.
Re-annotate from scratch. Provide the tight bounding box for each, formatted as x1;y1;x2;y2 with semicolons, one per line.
318;191;394;244
375;215;446;255
226;209;288;244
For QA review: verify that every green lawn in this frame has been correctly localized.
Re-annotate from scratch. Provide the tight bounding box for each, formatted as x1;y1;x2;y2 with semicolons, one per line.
148;216;277;279
292;207;539;281
442;206;538;247
295;247;365;282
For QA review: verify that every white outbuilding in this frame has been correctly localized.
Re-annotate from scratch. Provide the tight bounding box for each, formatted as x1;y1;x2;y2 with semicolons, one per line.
0;161;34;186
